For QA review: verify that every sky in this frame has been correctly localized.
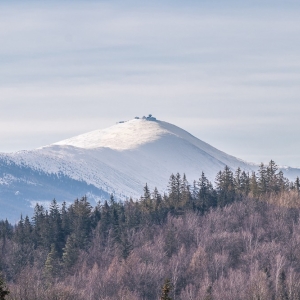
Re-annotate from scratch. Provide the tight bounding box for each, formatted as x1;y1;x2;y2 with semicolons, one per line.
1;0;300;167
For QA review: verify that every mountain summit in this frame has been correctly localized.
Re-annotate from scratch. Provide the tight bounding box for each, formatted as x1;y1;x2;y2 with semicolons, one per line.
1;117;299;221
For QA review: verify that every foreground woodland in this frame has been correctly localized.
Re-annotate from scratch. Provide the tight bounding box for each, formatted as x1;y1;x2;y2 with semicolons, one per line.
1;161;300;299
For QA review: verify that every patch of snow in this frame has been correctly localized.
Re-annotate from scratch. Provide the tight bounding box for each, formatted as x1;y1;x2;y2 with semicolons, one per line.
52;119;168;151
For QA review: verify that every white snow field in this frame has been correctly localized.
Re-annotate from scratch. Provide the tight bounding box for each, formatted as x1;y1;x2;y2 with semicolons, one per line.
0;117;300;221
1;119;253;199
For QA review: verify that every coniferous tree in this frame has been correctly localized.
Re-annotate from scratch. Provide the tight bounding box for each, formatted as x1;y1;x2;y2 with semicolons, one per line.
32;203;45;248
160;278;172;300
71;196;93;248
0;220;12;240
91;201;101;228
109;194;115;206
250;172;259;197
142;183;153;212
295;177;300;195
168;173;182;209
152;187;164;222
240;171;250;196
204;286;213;300
14;215;25;245
258;163;268;194
44;243;60;279
23;216;32;245
0;274;9;300
197;172;215;212
143;183;151;201
277;170;288;193
235;167;242;192
152;187;162;208
62;234;78;270
267;160;278;193
61;201;71;240
111;205;121;244
215;166;235;207
120;230;132;260
192;180;199;204
49;199;63;251
99;200;111;240
180;173;190;206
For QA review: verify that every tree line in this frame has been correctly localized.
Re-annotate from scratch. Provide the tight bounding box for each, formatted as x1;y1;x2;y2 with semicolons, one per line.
0;160;300;299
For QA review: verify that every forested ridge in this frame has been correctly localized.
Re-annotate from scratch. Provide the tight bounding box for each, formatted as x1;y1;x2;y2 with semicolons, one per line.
1;160;300;299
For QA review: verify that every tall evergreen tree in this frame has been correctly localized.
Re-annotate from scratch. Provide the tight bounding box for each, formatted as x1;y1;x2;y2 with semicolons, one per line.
204;286;213;300
70;196;93;248
258;163;268;194
180;173;190;206
266;160;278;193
44;243;60;279
215;166;235;207
49;199;63;251
168;173;182;209
277;170;288;192
250;172;259;197
197;172;215;212
142;183;153;212
0;274;9;300
240;171;250;196
143;183;151;201
295;177;300;195
32;203;45;248
160;278;172;300
235;167;242;192
62;235;78;270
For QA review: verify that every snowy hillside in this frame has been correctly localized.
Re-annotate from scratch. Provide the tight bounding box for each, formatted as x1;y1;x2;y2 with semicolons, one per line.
1;117;300;221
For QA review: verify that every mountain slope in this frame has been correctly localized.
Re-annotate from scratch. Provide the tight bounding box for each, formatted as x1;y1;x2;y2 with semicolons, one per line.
0;118;299;221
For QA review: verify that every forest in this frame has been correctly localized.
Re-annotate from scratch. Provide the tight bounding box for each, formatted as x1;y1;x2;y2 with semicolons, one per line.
1;160;300;299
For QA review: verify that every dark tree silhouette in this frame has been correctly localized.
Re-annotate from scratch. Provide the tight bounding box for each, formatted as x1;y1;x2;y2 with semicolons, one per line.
160;278;172;300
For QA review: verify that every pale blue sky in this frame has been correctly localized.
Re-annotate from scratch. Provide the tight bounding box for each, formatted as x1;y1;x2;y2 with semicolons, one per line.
1;0;300;166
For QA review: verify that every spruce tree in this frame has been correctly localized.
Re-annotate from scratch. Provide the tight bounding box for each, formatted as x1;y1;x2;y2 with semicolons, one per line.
44;243;60;278
168;173;182;209
295;177;300;195
215;166;235;207
197;172;214;212
204;286;213;300
71;196;93;248
143;183;151;201
32;203;45;248
180;173;190;206
49;199;63;250
250;172;259;197
258;163;268;194
142;183;153;212
234;167;242;192
240;171;250;196
160;278;172;300
267;160;278;193
277;170;288;192
62;235;78;270
0;274;9;300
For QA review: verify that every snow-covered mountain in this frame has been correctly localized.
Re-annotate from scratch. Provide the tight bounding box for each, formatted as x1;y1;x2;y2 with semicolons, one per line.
1;117;299;222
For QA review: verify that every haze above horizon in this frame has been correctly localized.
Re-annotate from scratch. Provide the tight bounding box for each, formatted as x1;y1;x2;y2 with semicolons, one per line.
1;0;300;167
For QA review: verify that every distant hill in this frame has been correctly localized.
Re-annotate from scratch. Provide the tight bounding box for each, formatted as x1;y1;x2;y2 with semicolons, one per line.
1;117;299;221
